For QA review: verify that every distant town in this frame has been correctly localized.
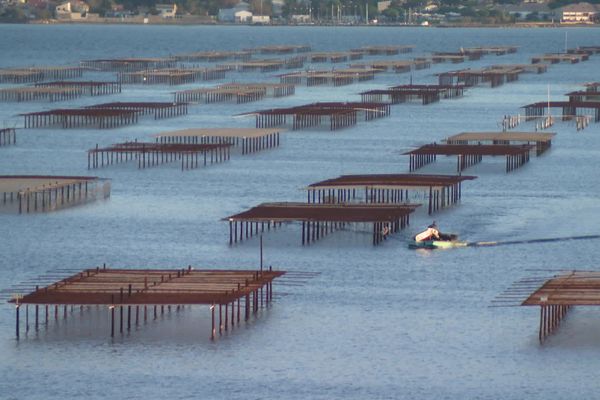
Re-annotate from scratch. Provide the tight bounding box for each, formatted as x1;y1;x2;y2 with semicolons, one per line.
0;0;599;26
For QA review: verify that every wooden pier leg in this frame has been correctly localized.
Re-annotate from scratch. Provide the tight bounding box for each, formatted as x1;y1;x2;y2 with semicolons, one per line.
110;306;115;338
219;304;222;335
211;305;215;340
245;294;250;320
15;305;20;340
539;306;544;343
35;305;39;331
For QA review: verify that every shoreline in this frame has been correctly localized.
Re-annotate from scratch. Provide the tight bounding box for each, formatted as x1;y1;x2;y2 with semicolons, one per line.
5;18;598;28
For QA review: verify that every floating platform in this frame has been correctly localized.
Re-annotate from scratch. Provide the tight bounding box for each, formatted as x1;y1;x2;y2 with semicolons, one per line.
444;131;555;155
172;50;253;62
154;128;283;155
404;143;534;173
34;81;122;96
0;66;84;84
438;66;523;88
567;46;600;55
566;90;600;103
310;51;363;63
306;174;477;215
0;128;16;146
461;46;518;55
87;141;231;170
7;266;285;340
224;202;420;246
523;101;600;122
360;84;465;105
0;175;110;214
21;108;139;129
351;45;415;55
499;270;600;343
173;82;294;104
80;58;176;72
245;101;390;131
218;57;306;72
350;59;431;73
85;102;189;119
248;45;311;54
531;53;588;64
118;68;228;85
279;68;378;86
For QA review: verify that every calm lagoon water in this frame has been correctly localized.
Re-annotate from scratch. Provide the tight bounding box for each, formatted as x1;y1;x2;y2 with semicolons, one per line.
1;24;600;399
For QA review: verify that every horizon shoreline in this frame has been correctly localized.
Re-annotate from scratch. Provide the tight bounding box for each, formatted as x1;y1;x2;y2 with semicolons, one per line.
5;19;598;28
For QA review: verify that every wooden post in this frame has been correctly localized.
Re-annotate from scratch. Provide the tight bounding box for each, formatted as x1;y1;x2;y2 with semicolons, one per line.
15;304;20;339
211;305;215;340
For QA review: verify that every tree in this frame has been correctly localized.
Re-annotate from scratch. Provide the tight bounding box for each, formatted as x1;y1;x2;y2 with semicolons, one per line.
88;0;113;16
250;0;272;15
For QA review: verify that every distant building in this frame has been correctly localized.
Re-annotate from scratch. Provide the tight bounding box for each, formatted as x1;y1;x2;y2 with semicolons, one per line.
155;3;177;18
55;1;89;19
218;1;250;22
251;15;270;24
106;4;134;18
290;14;311;23
497;3;555;20
561;2;599;23
423;3;438;12
235;10;252;22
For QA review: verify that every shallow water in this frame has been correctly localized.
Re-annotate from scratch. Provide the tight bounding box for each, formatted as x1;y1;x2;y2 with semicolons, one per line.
1;24;600;399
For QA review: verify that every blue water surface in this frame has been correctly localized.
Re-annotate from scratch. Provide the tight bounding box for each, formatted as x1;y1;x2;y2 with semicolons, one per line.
1;24;600;399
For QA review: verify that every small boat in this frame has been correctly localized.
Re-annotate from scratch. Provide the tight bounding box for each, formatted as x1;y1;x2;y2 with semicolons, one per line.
408;238;467;249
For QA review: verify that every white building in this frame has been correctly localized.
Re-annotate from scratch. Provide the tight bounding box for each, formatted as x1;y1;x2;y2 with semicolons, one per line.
251;15;270;24
55;1;90;19
235;10;253;22
290;14;311;23
561;2;598;23
156;4;177;18
218;1;251;22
